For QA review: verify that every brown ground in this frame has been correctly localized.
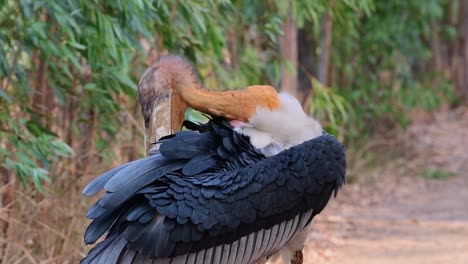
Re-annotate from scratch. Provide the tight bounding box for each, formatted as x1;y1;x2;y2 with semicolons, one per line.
303;108;468;264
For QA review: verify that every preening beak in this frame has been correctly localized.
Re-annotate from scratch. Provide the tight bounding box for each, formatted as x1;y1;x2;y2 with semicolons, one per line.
138;57;188;153
138;55;280;153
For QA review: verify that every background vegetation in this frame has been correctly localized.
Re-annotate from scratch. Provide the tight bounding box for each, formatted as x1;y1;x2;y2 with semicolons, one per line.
0;0;464;262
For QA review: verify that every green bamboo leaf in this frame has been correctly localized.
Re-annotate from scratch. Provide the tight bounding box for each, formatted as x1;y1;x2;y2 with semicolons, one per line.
68;41;87;50
0;90;11;102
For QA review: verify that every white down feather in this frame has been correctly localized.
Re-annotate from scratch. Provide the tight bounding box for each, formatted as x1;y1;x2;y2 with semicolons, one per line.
237;93;322;157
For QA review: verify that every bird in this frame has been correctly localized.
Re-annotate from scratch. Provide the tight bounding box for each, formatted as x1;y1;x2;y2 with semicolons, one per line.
80;55;346;264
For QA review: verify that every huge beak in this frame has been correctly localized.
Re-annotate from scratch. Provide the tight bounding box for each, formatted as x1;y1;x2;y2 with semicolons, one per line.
138;55;280;153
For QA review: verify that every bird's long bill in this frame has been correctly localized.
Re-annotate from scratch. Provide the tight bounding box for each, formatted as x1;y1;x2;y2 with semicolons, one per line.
139;87;187;154
180;85;280;122
138;54;279;154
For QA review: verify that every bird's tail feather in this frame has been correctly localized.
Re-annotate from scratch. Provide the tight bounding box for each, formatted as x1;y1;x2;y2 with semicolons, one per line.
80;233;127;264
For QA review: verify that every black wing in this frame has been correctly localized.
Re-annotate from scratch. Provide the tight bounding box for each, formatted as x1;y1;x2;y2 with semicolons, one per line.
81;119;346;264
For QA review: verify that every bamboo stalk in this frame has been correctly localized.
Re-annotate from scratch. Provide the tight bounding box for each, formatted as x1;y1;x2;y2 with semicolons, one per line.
279;2;298;98
318;1;334;87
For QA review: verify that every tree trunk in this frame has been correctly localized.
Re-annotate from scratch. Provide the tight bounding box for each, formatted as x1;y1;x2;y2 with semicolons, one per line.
431;19;443;75
318;4;334;86
227;30;239;68
298;27;317;110
279;3;298;98
456;0;468;100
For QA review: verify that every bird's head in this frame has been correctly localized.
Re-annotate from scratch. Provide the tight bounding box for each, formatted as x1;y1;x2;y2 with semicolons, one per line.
138;55;321;155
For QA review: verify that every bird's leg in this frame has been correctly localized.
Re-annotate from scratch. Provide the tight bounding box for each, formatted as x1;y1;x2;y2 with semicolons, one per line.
281;225;309;264
291;250;303;264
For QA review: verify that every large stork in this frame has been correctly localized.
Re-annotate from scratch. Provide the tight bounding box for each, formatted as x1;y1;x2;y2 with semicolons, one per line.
81;55;346;264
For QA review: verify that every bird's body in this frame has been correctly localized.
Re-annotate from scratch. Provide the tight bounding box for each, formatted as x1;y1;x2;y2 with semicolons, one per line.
81;56;346;264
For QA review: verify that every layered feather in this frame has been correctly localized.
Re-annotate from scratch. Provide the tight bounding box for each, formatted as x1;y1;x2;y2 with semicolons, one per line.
81;119;345;264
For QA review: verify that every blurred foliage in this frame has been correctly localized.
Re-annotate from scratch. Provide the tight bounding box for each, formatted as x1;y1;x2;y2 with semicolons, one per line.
327;0;456;140
0;112;73;191
0;0;238;190
309;77;350;136
0;0;459;191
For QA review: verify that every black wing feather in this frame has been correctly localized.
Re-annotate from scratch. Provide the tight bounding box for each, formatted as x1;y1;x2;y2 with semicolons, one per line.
182;154;217;176
82;160;136;197
81;119;346;263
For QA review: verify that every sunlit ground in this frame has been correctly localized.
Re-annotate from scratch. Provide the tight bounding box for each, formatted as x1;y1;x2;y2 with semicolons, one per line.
302;107;468;264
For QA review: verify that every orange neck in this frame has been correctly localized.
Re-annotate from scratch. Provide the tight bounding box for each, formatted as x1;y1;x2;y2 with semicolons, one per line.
180;85;280;122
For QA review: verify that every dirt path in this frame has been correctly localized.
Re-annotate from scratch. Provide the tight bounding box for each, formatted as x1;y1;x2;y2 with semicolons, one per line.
304;174;468;264
303;108;468;264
